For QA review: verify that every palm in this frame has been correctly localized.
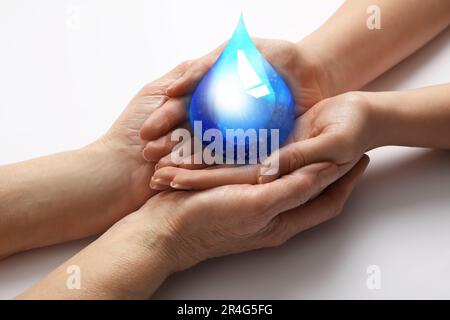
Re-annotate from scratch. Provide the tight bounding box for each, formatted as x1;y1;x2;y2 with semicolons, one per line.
142;40;344;189
149;93;370;190
295;93;371;164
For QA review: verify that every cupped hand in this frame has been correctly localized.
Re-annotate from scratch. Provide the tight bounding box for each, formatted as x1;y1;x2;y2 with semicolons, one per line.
150;92;375;190
255;92;377;183
120;155;369;272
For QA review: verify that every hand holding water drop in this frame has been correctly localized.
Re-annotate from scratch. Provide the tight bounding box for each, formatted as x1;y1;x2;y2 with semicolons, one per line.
139;17;374;192
140;25;333;161
139;16;356;190
150;92;374;190
140;19;333;171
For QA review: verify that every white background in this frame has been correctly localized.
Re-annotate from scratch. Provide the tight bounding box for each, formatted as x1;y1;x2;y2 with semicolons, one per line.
0;0;450;299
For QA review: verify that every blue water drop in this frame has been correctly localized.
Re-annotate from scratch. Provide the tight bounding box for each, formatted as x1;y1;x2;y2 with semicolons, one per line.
189;14;295;163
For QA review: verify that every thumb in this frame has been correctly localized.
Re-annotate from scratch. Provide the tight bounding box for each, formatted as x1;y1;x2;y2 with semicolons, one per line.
258;133;345;183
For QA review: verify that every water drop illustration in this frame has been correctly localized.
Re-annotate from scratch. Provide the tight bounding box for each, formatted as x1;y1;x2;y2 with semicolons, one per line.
189;14;295;163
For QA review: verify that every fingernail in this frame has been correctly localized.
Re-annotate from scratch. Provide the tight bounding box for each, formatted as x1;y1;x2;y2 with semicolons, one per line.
259;165;272;176
150;184;167;191
259;162;279;177
150;180;168;190
146;139;167;153
258;175;269;184
158;158;174;168
170;181;192;190
152;177;170;185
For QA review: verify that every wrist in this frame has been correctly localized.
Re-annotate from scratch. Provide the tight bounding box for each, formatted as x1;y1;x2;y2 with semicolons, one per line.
81;142;130;207
83;137;147;216
118;199;205;274
63;141;143;240
88;216;176;298
296;38;339;100
358;91;398;150
20;213;177;299
0;143;142;255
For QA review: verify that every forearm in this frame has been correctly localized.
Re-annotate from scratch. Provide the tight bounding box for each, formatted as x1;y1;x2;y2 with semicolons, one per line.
0;142;133;258
367;83;450;149
299;0;450;97
17;214;175;300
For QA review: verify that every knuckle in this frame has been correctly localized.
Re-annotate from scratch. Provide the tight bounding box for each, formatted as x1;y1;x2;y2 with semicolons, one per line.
302;174;315;190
